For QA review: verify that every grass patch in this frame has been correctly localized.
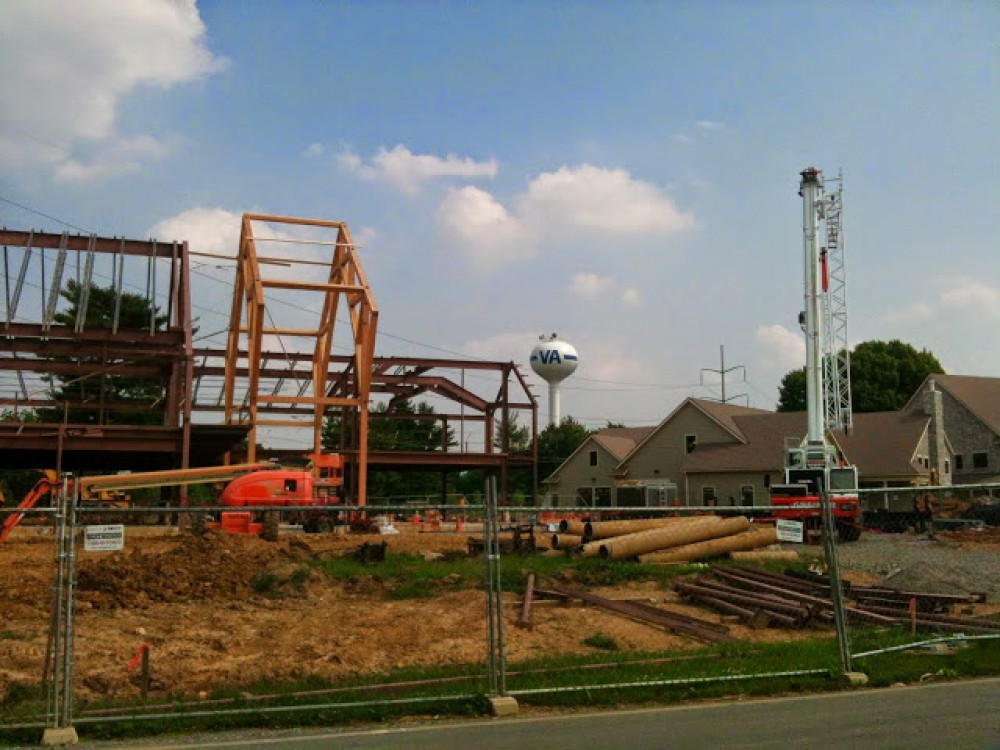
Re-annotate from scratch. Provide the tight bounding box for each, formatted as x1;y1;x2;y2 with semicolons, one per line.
0;630;30;641
313;551;703;599
2;634;997;745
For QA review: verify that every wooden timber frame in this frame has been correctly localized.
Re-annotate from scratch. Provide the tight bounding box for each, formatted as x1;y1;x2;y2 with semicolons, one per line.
224;214;378;504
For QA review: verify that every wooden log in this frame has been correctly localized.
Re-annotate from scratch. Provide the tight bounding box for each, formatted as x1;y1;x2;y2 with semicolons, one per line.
551;533;583;550
558;519;588;536
640;526;778;564
579;515;728;558
597;516;751;560
584;517;692;540
730;550;799;562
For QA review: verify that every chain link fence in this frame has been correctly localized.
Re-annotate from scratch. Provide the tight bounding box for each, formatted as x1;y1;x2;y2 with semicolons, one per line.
2;480;998;744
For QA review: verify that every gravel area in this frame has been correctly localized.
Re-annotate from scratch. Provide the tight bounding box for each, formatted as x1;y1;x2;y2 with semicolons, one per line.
794;534;1000;603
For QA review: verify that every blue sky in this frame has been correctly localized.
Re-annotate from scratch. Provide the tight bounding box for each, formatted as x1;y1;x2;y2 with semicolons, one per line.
1;0;997;443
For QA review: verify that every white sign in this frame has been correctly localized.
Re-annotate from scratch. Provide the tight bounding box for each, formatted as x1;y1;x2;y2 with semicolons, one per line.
84;524;125;552
775;519;804;544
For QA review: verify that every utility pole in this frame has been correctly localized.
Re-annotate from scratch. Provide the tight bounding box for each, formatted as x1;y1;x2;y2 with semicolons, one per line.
700;345;747;404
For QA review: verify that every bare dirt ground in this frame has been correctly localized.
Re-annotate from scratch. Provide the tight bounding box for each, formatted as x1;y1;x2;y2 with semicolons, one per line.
1;523;996;705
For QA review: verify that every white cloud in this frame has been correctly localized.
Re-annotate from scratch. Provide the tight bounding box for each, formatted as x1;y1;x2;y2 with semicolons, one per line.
54;135;175;182
438;165;695;269
570;272;615;298
754;324;805;372
437;186;532;270
697;120;725;131
620;287;641;306
303;143;325;158
569;272;641;306
882;278;1000;323
940;279;1000;318
0;0;227;179
149;207;242;255
519;165;695;235
340;144;498;195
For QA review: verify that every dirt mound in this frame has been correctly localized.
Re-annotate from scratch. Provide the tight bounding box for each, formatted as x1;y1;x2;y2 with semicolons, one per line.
75;531;317;609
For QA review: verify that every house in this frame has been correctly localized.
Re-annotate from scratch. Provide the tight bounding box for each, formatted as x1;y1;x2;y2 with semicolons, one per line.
543;396;952;509
542;426;653;508
905;375;1000;485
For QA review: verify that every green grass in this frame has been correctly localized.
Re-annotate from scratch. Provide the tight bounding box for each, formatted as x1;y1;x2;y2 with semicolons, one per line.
1;634;997;744
313;551;707;599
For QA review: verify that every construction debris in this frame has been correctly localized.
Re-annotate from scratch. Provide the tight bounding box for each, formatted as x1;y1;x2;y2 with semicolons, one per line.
671;564;1000;634
541;585;734;644
582;515;748;559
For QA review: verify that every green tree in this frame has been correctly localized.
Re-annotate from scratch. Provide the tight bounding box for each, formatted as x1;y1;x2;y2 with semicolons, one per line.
537;416;592;479
776;340;945;413
322;401;455;502
849;340;944;412
494;412;531;453
36;280;168;425
776;368;807;412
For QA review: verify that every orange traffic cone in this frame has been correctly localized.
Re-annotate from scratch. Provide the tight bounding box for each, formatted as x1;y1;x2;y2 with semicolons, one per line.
455;516;463;532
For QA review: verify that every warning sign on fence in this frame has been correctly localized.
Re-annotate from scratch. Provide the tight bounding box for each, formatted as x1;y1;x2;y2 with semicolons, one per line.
84;524;125;552
775;519;804;544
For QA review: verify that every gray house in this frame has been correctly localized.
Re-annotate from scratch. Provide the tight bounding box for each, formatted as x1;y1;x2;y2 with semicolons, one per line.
543;396;952;510
906;375;1000;485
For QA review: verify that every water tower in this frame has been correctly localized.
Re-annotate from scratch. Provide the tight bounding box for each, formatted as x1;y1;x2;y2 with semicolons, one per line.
529;333;579;427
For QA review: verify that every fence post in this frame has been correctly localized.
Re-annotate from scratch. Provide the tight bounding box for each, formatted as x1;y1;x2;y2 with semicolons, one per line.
821;486;855;677
41;475;79;746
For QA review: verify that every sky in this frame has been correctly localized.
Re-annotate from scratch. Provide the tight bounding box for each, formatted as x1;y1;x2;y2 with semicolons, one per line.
1;0;998;445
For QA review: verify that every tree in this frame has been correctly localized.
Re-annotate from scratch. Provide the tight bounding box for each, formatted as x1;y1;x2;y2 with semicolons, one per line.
850;340;944;412
322;400;455;502
776;339;945;413
776;369;807;412
537;416;592;479
494;413;531;453
36;280;168;425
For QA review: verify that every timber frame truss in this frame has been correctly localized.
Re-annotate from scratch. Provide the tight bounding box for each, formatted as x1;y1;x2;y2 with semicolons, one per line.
225;214;378;503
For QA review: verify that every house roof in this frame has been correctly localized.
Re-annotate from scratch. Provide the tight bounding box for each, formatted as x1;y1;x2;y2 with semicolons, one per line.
906;374;1000;436
593;427;656;461
619;397;771;468
542;426;654;484
682;410;930;479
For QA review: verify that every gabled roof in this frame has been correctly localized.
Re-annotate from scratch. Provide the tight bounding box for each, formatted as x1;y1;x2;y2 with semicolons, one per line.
906;375;1000;436
593;427;656;461
542;426;654;484
618;397;771;468
682;410;931;479
835;411;930;478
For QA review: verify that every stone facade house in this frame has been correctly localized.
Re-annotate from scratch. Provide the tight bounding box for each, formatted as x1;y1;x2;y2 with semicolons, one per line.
905;375;1000;485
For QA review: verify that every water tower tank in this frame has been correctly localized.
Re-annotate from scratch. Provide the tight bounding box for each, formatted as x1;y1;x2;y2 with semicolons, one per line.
529;334;579;426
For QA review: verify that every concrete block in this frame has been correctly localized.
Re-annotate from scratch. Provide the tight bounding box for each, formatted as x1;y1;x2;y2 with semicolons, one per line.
41;726;79;746
489;695;519;717
845;672;869;686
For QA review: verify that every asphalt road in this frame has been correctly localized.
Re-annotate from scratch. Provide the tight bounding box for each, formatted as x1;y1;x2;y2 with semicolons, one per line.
51;677;1000;750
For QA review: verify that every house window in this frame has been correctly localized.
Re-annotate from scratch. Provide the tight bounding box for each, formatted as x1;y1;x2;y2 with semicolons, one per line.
973;451;989;469
701;486;717;506
589;450;598;467
575;487;593;506
944;460;950;475
923;457;929;469
685;435;697;454
550;493;560;508
740;485;754;506
594;487;612;507
955;454;963;470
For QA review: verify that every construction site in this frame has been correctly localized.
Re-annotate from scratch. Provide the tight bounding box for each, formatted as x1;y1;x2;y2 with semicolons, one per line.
2;196;999;744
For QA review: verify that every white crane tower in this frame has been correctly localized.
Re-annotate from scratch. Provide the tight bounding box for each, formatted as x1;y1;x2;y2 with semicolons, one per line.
799;167;852;462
